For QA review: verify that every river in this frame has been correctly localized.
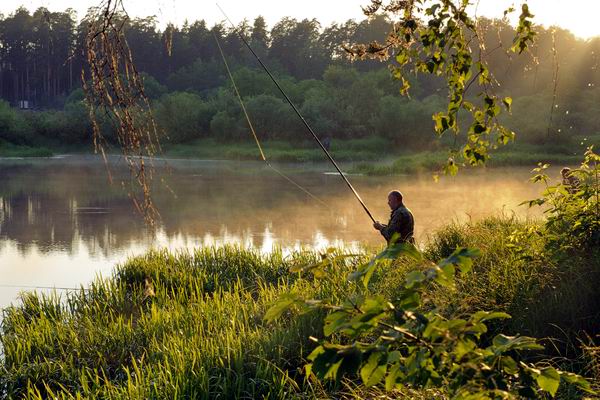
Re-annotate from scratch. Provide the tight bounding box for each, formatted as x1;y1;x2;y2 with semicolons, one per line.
0;155;547;310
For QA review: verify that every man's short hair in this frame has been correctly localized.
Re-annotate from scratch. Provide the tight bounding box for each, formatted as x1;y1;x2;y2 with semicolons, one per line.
388;190;403;202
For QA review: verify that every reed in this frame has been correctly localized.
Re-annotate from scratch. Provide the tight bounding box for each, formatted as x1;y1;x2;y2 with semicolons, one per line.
1;218;598;398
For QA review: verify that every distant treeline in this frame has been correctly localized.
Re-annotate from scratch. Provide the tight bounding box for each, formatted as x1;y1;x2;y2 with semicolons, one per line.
1;6;600;150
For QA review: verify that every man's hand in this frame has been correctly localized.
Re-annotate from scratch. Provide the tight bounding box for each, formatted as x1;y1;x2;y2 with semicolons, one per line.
373;221;384;231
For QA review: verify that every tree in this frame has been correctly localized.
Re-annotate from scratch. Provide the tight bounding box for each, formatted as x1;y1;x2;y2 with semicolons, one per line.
270;18;328;79
154;92;215;142
250;16;269;58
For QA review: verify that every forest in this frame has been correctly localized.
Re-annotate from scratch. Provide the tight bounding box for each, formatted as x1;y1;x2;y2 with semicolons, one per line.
0;6;600;157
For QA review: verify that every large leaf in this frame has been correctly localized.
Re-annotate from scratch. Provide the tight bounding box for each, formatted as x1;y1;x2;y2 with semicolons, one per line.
438;247;480;274
264;292;302;322
535;367;560;396
470;311;512;323
492;334;544;354
360;351;388;387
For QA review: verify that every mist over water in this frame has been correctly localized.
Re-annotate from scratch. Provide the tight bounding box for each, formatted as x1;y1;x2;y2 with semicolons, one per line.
0;155;546;309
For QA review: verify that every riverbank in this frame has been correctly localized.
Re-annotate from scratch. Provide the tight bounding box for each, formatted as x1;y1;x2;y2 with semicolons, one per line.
3;135;599;174
1;215;598;398
0;140;53;158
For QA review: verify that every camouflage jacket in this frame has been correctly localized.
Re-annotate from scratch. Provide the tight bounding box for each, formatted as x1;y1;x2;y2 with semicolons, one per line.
379;205;414;244
563;175;581;194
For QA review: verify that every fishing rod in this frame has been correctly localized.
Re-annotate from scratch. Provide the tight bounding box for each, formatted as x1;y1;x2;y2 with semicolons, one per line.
216;4;376;224
213;33;330;209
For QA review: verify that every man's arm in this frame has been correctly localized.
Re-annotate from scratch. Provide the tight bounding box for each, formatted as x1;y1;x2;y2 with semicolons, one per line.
379;211;405;242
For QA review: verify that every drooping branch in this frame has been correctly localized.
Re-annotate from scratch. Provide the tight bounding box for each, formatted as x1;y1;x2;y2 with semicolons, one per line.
82;0;162;225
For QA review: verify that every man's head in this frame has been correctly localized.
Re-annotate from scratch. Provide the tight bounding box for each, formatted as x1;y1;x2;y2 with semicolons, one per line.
387;190;403;210
561;167;571;178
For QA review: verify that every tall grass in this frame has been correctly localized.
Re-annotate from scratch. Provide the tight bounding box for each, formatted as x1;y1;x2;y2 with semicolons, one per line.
0;247;361;399
1;218;598;398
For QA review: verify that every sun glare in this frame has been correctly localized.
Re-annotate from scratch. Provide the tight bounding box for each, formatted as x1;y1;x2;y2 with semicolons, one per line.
2;0;599;39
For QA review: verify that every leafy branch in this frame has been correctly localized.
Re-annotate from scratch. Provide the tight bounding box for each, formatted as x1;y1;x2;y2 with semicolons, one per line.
266;243;594;398
345;0;536;174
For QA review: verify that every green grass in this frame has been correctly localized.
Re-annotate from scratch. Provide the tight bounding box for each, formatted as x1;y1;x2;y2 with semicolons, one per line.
350;144;586;176
163;137;391;162
0;140;53;158
0;247;363;398
163;135;597;174
2;215;599;398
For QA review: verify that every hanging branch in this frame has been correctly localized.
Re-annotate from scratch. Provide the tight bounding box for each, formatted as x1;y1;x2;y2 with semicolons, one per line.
344;0;536;174
82;0;162;225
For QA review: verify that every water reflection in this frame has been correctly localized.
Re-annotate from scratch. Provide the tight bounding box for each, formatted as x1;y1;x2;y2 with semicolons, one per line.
0;155;545;309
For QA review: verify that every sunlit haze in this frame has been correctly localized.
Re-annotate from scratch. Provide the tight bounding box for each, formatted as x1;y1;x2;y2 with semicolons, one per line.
1;0;600;39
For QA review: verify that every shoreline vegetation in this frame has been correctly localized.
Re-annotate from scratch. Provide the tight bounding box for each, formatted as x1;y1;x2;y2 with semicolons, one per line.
1;215;598;398
2;136;598;176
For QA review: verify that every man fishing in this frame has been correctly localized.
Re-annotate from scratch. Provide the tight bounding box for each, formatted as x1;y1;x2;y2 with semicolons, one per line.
561;167;581;194
373;190;415;244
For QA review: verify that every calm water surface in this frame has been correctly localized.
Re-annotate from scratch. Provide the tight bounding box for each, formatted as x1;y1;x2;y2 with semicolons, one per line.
0;155;546;309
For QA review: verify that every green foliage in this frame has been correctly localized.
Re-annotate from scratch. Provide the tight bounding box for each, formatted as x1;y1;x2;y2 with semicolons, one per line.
244;95;296;140
140;73;167;99
0;247;331;398
0;139;53;157
267;243;594;398
154;92;216;142
1;214;598;398
373;95;445;147
0;100;35;145
525;147;600;251
347;1;538;173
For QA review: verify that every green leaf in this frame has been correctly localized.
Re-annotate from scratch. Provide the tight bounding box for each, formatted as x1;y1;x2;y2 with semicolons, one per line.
440;263;457;286
471;311;511;323
405;270;426;289
501;356;519;375
360;352;387;387
433;112;451;134
536;367;560;396
560;371;595;393
323;310;351;336
453;338;477;360
307;345;342;381
438;247;479;274
492;334;544;354
502;96;512;111
444;158;459;176
385;362;404;391
264;292;302;322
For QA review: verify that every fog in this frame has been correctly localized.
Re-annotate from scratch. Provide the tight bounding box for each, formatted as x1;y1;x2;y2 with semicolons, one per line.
0;155;549;308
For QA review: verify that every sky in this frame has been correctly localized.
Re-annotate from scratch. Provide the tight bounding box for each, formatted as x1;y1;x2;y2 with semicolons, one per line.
1;0;599;40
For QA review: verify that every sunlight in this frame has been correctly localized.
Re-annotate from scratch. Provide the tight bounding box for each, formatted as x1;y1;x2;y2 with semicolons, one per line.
2;0;600;39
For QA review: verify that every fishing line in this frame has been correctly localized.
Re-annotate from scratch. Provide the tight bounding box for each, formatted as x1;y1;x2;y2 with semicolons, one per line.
213;33;330;209
216;4;376;224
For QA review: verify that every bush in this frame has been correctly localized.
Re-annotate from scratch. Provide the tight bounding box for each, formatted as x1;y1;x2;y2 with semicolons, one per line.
154;92;216;143
0;100;36;145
